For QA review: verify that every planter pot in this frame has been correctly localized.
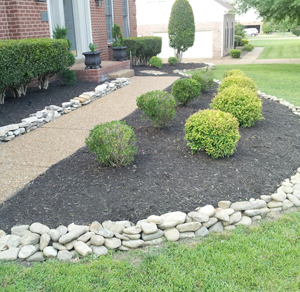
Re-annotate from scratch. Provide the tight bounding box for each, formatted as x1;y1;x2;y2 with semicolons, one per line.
112;46;127;61
82;51;102;69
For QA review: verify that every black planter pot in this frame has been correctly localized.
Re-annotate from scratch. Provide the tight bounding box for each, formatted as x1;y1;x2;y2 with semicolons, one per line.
112;46;127;61
82;51;102;69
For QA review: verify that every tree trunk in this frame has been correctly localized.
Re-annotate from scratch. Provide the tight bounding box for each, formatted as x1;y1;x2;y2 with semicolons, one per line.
175;49;183;63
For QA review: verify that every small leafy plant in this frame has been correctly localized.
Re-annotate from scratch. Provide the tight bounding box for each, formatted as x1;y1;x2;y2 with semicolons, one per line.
210;85;263;128
168;57;178;65
230;49;241;58
172;78;201;105
59;68;77;86
85;121;137;167
149;56;163;68
243;44;254;51
112;23;125;47
234;35;242;46
241;39;249;46
89;43;98;52
185;109;240;158
136;90;176;128
223;69;245;79
191;67;214;92
218;75;257;93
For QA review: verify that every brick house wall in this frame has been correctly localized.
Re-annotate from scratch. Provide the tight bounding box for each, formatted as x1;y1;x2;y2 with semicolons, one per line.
0;0;9;39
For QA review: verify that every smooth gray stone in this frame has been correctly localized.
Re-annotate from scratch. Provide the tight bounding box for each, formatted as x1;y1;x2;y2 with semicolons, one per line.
196;205;215;217
78;232;94;243
56;225;68;237
122;240;144;249
0;230;5;239
224;225;236;231
73;241;92;257
68;223;89;233
11;225;29;237
18;245;36;259
96;229;114;238
218;201;231;209
282;199;294;210
208;222;224;233
164;228;180;242
59;227;88;244
244;209;261;217
271;190;286;202
105;238;121;249
250;200;267;209
203;217;218;228
158;211;186;229
52;242;67;251
89;221;103;233
236;216;252;226
224;208;235;216
92;246;108;256
187;211;209;223
125;233;140;240
27;252;45;262
7;124;19;131
136;219;148;228
0;126;9;136
40;233;51;251
30;222;50;235
287;194;300;207
142;229;164;241
176;222;201;232
0;235;21;250
214;209;230;222
223;212;242;226
48;229;61;242
114;233;130;241
0;248;20;260
57;250;73;261
102;220;131;234
180;232;195;239
268;201;283;208
231;201;253;211
260;207;271;217
21;232;40;246
43;246;58;258
143;238;163;246
140;222;157;234
195;226;209;237
123;226;142;235
90;235;105;246
147;215;163;225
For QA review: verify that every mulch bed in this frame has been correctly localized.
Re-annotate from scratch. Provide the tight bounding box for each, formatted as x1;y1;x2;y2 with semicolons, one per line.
1;63;300;232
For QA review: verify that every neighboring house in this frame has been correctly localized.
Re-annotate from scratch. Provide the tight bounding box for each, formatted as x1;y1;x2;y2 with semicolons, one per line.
0;0;137;61
235;8;263;34
136;0;235;58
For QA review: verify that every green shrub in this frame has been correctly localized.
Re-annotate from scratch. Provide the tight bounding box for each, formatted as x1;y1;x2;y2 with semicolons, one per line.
234;35;242;46
223;69;246;79
184;109;240;158
112;23;124;47
168;57;178;65
191;67;214;92
230;49;241;58
172;78;201;105
235;23;246;38
241;39;249;46
136;90;176;128
210;85;263;128
59;68;77;86
85;121;137;167
292;28;300;36
218;75;257;93
243;44;254;51
149;56;163;68
124;37;162;66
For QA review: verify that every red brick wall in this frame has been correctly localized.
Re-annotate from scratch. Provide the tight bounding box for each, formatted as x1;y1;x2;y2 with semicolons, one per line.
0;0;9;39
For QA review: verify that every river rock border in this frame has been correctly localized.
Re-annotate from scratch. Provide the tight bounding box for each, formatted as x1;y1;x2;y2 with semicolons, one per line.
1;69;300;263
0;78;131;143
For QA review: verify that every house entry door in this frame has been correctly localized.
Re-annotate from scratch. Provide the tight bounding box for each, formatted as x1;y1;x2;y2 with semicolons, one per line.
63;0;77;56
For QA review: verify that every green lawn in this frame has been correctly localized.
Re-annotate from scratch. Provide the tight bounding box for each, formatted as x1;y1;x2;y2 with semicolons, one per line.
249;39;300;59
1;211;300;291
212;64;300;106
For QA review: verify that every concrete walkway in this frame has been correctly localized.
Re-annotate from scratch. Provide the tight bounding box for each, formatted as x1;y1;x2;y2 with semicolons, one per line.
0;76;178;203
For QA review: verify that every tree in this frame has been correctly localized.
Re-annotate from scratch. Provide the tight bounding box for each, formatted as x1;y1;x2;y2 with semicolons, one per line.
262;18;298;36
235;23;246;37
234;0;300;24
168;0;195;63
262;22;275;34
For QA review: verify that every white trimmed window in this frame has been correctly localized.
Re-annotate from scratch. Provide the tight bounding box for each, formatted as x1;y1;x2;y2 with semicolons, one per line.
122;0;130;38
105;0;114;42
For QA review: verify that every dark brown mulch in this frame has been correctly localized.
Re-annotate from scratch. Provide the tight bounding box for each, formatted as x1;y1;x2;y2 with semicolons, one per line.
1;66;300;232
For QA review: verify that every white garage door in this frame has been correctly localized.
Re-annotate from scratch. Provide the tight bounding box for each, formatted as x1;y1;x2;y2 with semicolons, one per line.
153;31;213;58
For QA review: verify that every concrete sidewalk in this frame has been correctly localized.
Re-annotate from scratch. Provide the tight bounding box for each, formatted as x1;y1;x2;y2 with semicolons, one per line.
0;76;178;203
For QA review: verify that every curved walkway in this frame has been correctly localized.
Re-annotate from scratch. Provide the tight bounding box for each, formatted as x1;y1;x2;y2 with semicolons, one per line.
0;76;178;203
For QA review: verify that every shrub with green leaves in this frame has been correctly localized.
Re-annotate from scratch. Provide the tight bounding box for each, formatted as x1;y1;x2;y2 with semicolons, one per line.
223;69;246;79
218;75;257;93
210;85;263;128
149;56;163;68
168;57;178;65
234;35;242;46
85;121;137;167
292;28;300;36
172;78;201;105
243;44;254;51
241;39;249;46
184;109;240;158
59;68;77;86
230;49;241;58
191;67;214;92
136;90;176;128
235;23;246;38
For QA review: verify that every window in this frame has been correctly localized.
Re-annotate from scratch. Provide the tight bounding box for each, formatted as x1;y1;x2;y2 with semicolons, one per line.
105;0;113;42
231;22;234;47
225;22;229;50
122;0;130;38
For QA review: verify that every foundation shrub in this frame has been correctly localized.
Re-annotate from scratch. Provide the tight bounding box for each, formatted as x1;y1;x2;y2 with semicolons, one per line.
85;121;137;167
184;109;240;158
137;90;176;128
234;35;242;46
218;75;257;93
223;69;246;79
168;57;178;65
210;85;263;128
230;49;241;58
149;56;163;68
172;78;201;105
243;44;254;51
241;39;249;46
59;68;77;86
191;67;214;92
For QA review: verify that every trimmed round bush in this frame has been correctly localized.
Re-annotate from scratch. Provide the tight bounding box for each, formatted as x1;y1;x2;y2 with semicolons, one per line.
241;39;249;46
136;90;176;128
172;78;201;105
184;109;240;158
218;75;257;93
149;56;163;68
243;44;254;51
85;121;137;167
211;85;263;128
168;57;178;65
230;49;241;58
223;69;246;79
191;67;214;92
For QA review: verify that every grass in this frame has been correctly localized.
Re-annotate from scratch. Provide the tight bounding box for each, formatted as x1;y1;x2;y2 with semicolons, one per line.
248;39;300;59
248;32;297;40
1;211;300;291
209;64;300;106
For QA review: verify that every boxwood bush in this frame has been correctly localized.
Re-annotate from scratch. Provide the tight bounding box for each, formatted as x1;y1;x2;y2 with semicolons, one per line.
136;90;176;128
124;36;162;66
230;49;241;58
241;39;249;46
243;44;254;51
85;121;137;167
210;85;263;128
0;38;69;104
168;57;178;65
223;69;246;78
234;35;242;46
172;78;201;105
191;67;214;92
184;109;240;158
218;75;257;93
149;56;163;68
